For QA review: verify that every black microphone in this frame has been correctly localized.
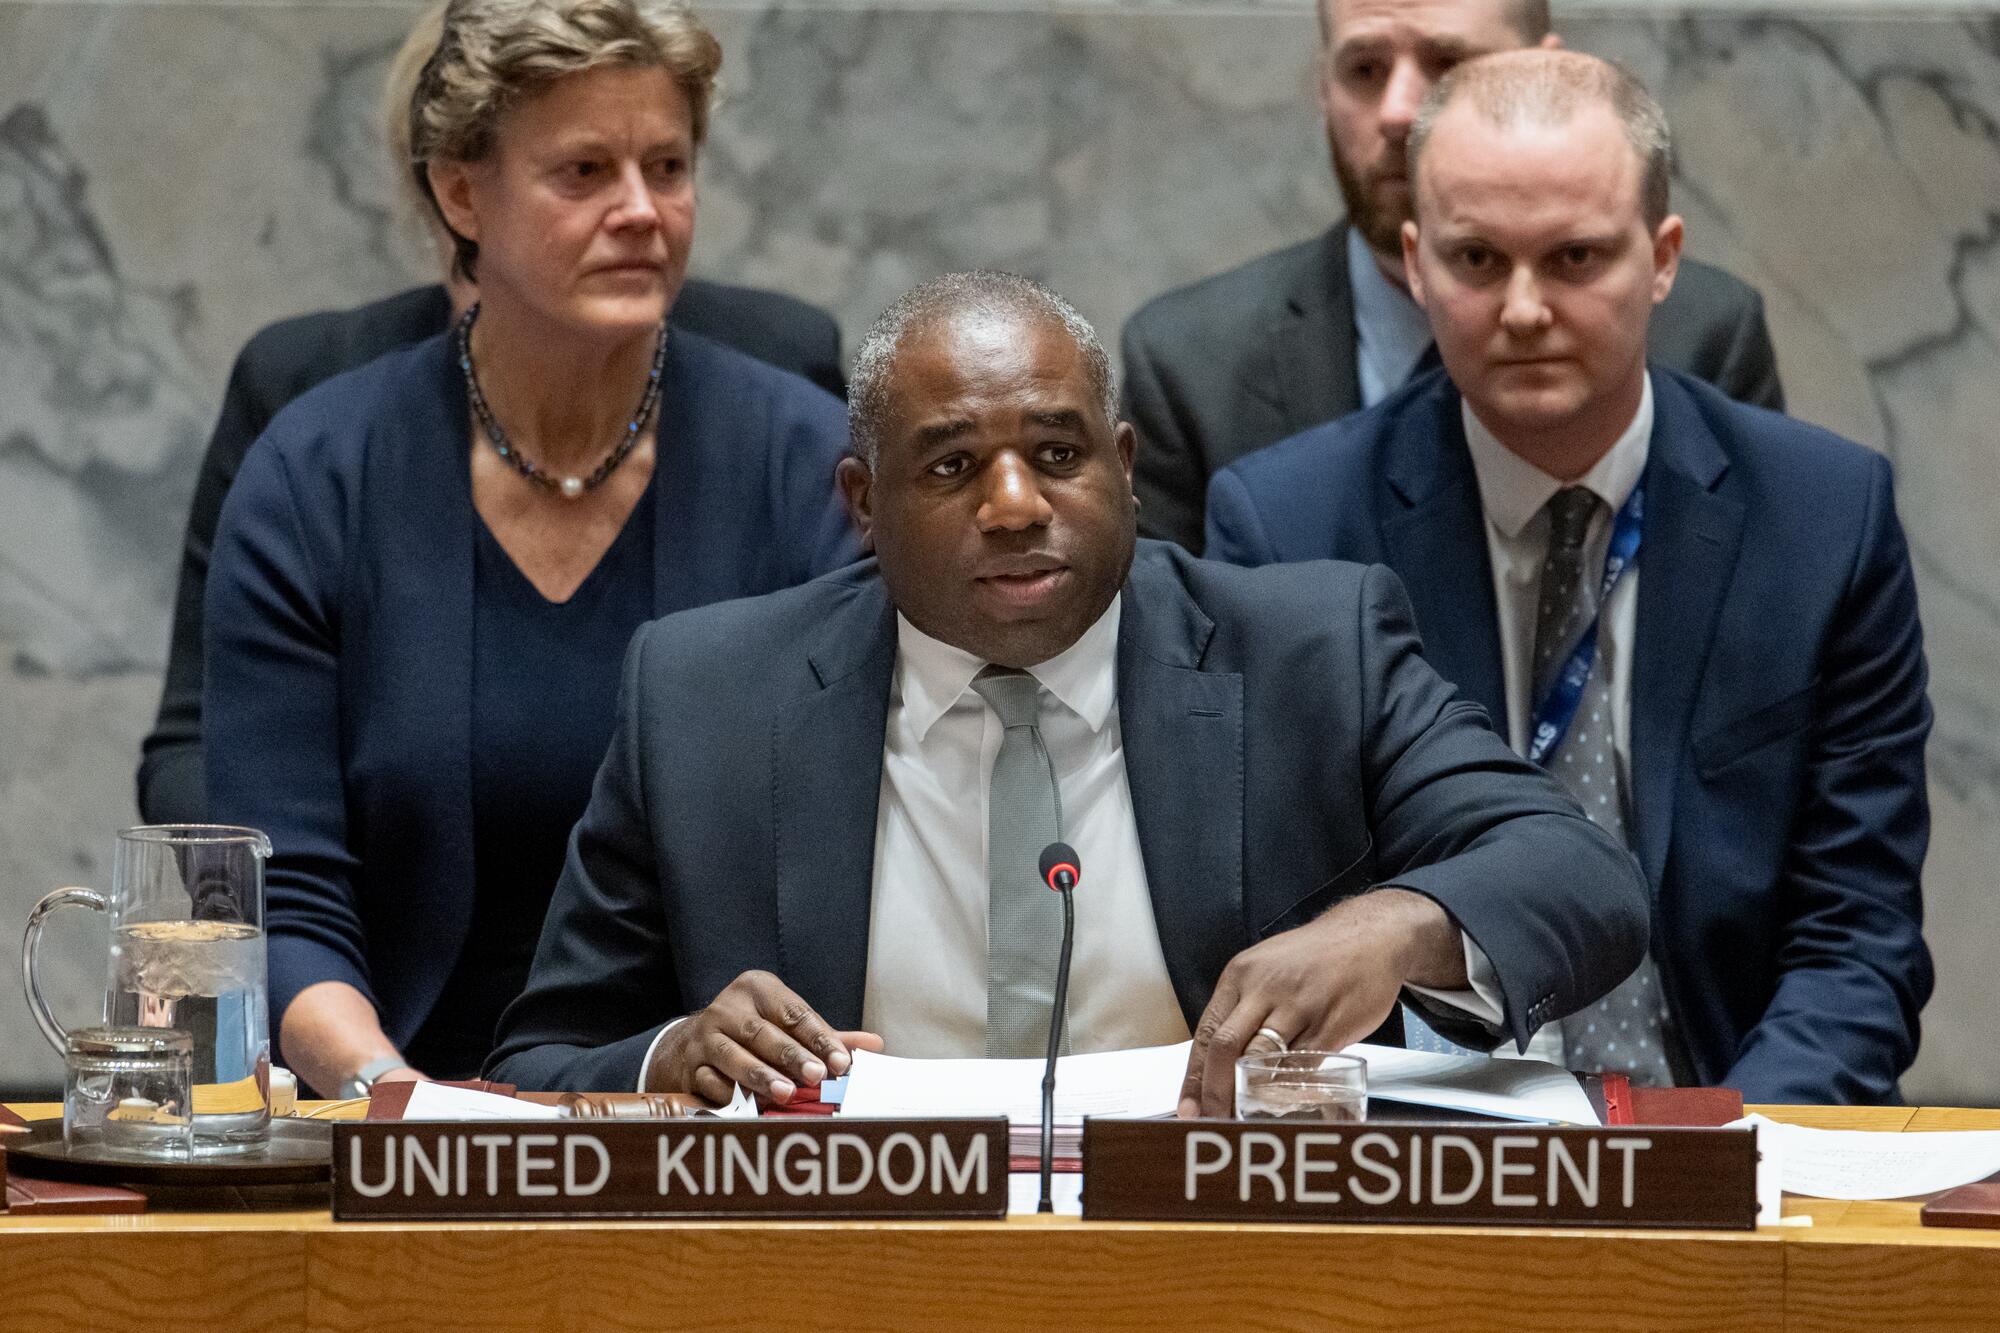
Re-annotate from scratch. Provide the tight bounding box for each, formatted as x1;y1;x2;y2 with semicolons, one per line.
1036;841;1081;1214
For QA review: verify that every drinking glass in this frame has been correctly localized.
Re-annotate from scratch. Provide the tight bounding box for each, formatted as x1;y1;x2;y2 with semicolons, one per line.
1235;1051;1368;1122
64;1025;195;1158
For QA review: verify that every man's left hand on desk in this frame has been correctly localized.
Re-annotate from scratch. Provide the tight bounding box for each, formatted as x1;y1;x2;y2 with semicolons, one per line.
1177;888;1466;1118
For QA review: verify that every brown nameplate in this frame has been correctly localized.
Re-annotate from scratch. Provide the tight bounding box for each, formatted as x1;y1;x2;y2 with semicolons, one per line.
1082;1120;1756;1229
332;1118;1007;1221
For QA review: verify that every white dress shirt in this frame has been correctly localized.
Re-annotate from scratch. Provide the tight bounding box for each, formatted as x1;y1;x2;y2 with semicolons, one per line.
862;596;1190;1056
1348;227;1437;408
1462;373;1654;1065
864;596;1513;1054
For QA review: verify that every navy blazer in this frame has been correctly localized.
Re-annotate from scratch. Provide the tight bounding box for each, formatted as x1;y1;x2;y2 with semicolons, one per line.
486;543;1649;1091
204;329;860;1060
142;278;848;826
1208;368;1934;1103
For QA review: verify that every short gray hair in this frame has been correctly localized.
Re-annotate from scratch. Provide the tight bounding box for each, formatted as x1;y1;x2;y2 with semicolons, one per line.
1407;49;1674;228
848;272;1120;468
408;0;723;281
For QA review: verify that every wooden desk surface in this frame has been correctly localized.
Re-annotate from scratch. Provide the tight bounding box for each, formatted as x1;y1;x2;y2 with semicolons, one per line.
4;1103;1996;1333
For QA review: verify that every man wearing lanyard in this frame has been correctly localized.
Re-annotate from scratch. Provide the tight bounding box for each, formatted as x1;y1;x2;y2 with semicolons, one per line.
1118;0;1785;556
1207;50;1933;1104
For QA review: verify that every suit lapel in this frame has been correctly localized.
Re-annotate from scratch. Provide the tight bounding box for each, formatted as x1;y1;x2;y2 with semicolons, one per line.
1376;382;1507;725
770;573;897;1030
1629;374;1745;889
1266;225;1362;434
1119;551;1250;1029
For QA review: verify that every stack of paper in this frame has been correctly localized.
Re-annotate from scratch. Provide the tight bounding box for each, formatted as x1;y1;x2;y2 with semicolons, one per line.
839;1039;1602;1134
841;1042;1189;1160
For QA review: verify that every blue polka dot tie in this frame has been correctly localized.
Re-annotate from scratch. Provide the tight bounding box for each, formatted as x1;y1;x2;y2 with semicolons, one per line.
1536;489;1678;1087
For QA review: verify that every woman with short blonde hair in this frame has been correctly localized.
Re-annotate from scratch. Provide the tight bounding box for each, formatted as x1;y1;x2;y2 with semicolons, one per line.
408;0;722;280
206;0;857;1099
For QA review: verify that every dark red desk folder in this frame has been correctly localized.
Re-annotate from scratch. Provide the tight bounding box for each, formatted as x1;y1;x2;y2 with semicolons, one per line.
1628;1084;1745;1126
0;1103;148;1215
1923;1182;2000;1229
1585;1074;1744;1127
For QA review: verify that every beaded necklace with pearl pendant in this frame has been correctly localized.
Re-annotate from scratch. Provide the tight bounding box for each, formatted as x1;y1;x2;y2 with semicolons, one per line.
457;302;668;501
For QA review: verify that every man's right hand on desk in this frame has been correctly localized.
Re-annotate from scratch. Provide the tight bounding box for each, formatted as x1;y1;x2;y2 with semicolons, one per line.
645;969;884;1107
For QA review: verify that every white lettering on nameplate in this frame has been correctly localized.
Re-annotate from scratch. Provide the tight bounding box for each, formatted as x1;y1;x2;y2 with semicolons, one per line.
1176;1130;1655;1212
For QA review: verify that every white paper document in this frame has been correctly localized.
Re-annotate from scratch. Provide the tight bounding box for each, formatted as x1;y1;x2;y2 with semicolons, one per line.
839;1039;1600;1127
841;1042;1189;1125
1732;1113;2000;1200
400;1080;756;1120
714;1081;760;1119
400;1082;565;1121
1007;1171;1085;1216
1352;1043;1602;1125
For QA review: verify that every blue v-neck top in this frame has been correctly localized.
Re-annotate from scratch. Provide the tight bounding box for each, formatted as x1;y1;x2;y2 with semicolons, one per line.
403;487;657;1077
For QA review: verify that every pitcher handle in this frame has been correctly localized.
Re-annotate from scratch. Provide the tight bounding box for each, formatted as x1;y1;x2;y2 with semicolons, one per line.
22;887;108;1054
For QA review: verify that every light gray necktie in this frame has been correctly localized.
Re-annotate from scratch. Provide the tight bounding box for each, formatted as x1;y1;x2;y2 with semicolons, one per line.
970;667;1068;1059
1536;489;1679;1087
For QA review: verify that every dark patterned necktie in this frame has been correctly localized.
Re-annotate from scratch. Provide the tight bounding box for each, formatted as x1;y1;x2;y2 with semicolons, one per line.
1535;489;1678;1086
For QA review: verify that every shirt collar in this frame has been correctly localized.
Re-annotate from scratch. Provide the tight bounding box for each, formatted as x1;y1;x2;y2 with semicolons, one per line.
1346;226;1436;391
1461;371;1654;540
894;594;1123;742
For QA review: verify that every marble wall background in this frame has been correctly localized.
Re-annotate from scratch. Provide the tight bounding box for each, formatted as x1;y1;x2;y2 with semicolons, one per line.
0;0;1994;1102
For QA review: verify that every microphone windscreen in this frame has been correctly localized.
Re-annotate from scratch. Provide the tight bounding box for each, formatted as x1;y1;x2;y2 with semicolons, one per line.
1039;841;1081;891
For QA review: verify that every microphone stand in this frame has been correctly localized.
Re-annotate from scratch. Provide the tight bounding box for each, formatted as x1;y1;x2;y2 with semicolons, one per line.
1039;880;1075;1214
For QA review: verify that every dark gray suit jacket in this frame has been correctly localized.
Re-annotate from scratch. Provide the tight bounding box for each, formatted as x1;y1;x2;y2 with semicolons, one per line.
1122;223;1785;552
487;542;1649;1091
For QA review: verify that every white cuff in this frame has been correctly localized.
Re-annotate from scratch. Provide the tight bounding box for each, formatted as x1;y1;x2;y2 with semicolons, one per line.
1403;930;1507;1029
637;1016;689;1092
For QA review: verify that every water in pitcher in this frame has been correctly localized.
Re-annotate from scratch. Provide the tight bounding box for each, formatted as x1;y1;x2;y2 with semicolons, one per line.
110;920;270;1149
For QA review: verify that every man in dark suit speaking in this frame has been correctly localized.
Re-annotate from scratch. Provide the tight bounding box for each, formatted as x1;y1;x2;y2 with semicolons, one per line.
1208;52;1931;1103
1122;0;1784;554
489;271;1647;1112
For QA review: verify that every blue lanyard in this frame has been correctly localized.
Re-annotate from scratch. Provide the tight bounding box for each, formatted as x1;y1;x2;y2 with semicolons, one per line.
1526;484;1644;766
